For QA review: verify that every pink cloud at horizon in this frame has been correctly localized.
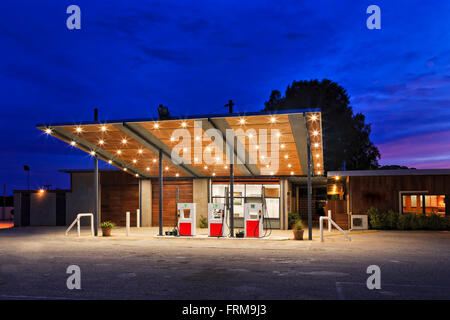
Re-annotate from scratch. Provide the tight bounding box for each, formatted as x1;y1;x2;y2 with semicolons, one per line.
377;130;450;169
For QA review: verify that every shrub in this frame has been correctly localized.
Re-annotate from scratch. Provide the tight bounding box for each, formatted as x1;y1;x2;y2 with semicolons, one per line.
367;207;385;229
293;220;304;230
199;216;208;228
385;210;398;230
100;221;115;229
288;212;300;228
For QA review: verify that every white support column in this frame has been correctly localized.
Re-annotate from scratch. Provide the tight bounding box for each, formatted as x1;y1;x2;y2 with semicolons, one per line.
77;217;81;237
136;209;141;228
328;210;332;232
126;211;130;236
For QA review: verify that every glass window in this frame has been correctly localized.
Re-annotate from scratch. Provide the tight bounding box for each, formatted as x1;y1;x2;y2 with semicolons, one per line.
246;184;262;197
402;194;423;214
265;198;279;218
212;184;228;197
424;195;446;216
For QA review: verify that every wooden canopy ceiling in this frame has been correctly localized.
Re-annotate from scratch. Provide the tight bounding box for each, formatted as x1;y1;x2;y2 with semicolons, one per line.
37;111;323;179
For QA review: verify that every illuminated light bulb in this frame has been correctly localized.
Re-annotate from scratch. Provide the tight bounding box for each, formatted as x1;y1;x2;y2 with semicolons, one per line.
317;170;321;175
195;136;200;141
288;164;292;168
316;163;321;167
70;141;76;146
90;150;96;156
121;138;127;144
335;176;340;181
39;188;45;194
153;123;159;129
100;125;107;132
314;143;319;148
284;155;288;159
212;173;216;176
75;127;83;133
132;159;137;164
108;160;112;164
281;144;285;149
153;159;157;163
224;165;228;169
315;154;320;158
116;150;122;155
239;118;245;125
138;149;143;154
176;173;179;177
123;168;127;171
270;117;276;123
311;114;318;121
45;128;52;134
312;130;319;136
276;132;281;137
146;167;150;171
204;165;208;170
165;166;169;171
98;139;104;145
170;137;175;142
135;174;139;177
181;121;187;128
290;171;294;175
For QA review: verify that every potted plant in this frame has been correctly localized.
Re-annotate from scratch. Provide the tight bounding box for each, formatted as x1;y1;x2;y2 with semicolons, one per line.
292;220;304;240
100;221;115;237
288;212;300;229
199;216;208;228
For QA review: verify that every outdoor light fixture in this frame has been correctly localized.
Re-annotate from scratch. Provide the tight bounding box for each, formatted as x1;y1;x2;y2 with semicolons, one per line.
290;171;294;175
312;130;319;136
117;150;122;155
317;171;321;175
108;160;112;164
153;123;159;129
75;127;83;133
281;144;285;149
181;121;187;128
311;114;318;121
212;173;216;176
138;149;143;154
314;143;319;148
284;155;288;159
224;165;228;169
70;141;76;146
165;166;169;171
288;164;292;168
123;168;127;171
317;163;321;167
335;176;340;181
135;174;139;177
270;116;276;123
121;138;127;144
45;128;52;134
100;125;107;132
39;188;45;194
153;159;157;163
204;165;208;169
98;139;104;145
90;150;96;156
132;159;137;163
170;137;175;142
239;118;245;125
176;173;179;177
315;154;320;158
146;167;150;171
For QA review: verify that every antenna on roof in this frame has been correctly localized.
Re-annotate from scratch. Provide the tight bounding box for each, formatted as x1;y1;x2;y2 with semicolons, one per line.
225;100;234;114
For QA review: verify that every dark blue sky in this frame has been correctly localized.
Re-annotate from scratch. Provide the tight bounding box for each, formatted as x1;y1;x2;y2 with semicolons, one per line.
1;0;449;194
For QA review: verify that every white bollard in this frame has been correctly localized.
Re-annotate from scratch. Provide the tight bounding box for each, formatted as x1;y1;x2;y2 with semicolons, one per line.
126;211;130;236
137;209;140;228
328;210;332;232
77;217;81;237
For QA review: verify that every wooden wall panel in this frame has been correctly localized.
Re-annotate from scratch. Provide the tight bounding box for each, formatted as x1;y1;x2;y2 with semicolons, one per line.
151;180;193;227
100;171;139;226
349;175;450;215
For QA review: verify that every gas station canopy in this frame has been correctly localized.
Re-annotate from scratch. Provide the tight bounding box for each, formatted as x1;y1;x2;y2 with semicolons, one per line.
37;109;323;178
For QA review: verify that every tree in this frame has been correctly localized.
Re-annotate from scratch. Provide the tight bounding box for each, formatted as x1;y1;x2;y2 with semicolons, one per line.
264;79;380;171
